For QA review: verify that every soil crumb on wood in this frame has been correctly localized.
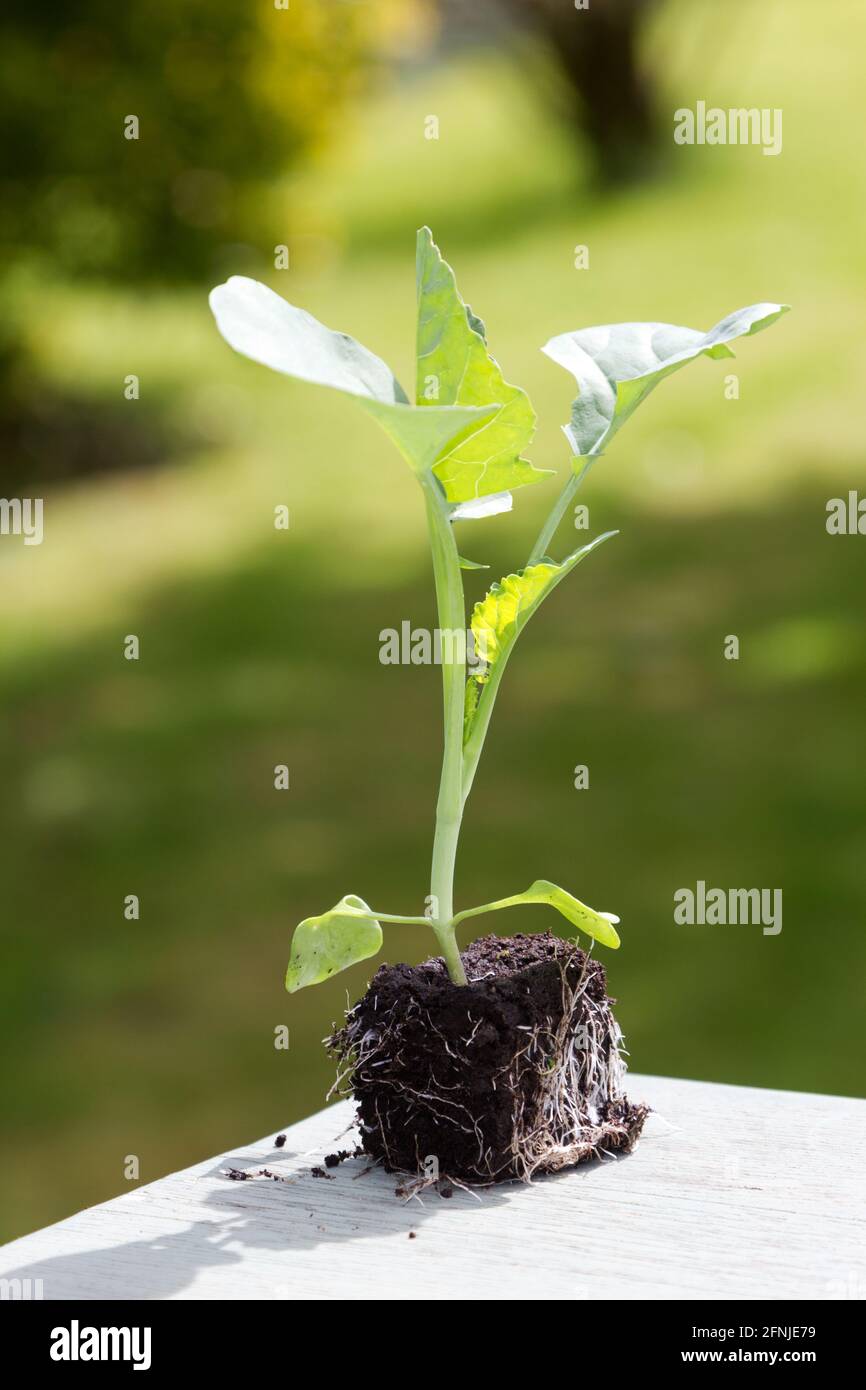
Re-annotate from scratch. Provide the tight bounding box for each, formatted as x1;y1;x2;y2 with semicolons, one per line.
324;1146;363;1168
328;932;648;1185
221;1166;295;1185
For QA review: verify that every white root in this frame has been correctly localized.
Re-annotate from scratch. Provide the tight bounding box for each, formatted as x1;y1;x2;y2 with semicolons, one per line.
507;956;634;1180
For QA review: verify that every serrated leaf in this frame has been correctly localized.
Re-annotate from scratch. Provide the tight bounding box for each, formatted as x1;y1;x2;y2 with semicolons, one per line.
285;894;382;993
209;274;498;481
416;227;551;503
471;563;563;676
463;532;616;747
542;302;789;462
365;396;498;478
465;303;486;341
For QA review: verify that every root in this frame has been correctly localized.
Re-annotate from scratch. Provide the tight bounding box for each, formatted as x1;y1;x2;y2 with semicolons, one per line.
507;956;642;1179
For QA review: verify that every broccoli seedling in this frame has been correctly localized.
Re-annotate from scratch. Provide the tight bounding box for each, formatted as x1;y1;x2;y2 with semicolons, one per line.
210;230;787;989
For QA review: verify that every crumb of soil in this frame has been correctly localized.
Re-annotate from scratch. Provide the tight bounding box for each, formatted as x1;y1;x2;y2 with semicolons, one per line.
310;1165;335;1180
324;1146;361;1168
274;1134;286;1148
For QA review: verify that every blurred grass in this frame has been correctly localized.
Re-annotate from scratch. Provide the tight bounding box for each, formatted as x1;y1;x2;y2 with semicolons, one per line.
2;0;865;1239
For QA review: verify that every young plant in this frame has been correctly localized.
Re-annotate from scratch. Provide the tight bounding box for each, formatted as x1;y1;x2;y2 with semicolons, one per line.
209;232;787;993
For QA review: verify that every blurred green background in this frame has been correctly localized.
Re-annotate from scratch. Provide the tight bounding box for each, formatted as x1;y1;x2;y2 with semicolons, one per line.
1;0;864;1242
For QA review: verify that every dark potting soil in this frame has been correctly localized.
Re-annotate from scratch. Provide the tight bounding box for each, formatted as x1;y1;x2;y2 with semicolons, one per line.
328;932;648;1185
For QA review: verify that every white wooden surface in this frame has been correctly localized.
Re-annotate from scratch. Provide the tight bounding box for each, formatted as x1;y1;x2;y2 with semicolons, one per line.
2;1074;864;1301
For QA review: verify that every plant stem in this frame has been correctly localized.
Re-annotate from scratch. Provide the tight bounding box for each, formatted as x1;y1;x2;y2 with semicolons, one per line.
423;478;468;985
526;459;593;566
462;458;597;805
451;895;524;927
423;460;597;980
460;636;513;805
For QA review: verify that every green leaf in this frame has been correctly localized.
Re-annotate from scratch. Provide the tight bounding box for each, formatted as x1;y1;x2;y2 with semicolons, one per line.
211;275;408;403
464;532;616;734
364;397;498;478
458;555;489;571
515;881;621;948
416;227;552;503
464;303;486;340
542;302;790;462
455;880;621;949
209;274;498;482
470;561;564;678
285;894;382;993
